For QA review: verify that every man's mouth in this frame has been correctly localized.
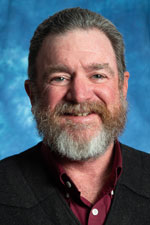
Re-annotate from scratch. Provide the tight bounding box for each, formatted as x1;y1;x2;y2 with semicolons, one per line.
63;112;91;117
59;112;101;124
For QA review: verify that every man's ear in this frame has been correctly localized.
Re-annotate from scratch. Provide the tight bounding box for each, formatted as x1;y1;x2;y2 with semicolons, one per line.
24;80;34;106
122;71;130;99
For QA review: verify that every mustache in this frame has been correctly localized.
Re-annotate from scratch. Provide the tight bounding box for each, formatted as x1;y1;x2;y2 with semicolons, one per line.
51;102;111;121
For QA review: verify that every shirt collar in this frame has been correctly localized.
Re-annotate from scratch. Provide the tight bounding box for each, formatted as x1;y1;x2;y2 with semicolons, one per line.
100;140;122;196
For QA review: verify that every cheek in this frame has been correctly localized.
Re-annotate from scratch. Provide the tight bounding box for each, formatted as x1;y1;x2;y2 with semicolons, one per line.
94;83;120;108
41;86;67;110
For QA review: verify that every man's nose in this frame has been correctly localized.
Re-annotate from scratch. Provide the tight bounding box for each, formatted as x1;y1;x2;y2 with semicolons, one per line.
65;76;93;103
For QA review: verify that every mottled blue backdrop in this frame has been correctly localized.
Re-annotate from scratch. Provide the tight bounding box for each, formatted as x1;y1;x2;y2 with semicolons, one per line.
0;0;150;159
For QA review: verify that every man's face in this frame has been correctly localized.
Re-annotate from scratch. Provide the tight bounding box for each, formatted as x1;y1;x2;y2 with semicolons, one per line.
27;28;129;160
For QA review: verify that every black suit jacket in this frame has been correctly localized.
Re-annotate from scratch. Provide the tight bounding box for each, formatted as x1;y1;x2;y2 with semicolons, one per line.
0;142;150;225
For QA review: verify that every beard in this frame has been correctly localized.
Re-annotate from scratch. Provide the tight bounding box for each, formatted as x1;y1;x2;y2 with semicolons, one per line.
32;97;127;161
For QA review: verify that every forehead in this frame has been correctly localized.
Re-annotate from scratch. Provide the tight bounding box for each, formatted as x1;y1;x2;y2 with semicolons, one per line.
36;28;118;76
43;28;114;53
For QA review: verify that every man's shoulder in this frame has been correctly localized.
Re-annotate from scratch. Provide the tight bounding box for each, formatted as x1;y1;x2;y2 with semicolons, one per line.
120;142;150;166
0;142;42;164
0;142;51;208
119;142;150;198
0;142;43;176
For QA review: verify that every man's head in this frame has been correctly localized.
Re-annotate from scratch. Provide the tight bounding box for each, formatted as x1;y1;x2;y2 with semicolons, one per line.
25;8;129;161
28;7;126;87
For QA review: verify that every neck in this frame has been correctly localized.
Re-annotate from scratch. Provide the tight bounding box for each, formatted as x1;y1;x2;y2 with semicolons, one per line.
60;142;114;203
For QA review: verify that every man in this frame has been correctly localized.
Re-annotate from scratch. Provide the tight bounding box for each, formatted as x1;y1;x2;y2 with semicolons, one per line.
0;7;150;225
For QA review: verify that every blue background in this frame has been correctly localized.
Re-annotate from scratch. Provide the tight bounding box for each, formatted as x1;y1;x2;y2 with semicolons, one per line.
0;0;150;159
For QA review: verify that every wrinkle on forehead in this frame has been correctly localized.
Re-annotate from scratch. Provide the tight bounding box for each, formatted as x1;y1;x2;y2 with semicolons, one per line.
38;28;116;61
43;28;114;52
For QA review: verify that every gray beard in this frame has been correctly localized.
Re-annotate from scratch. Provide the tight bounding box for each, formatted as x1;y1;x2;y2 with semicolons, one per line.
43;124;115;160
32;98;127;161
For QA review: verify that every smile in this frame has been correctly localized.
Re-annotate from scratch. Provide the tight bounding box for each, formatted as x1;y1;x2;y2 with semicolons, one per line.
64;112;90;116
59;113;101;124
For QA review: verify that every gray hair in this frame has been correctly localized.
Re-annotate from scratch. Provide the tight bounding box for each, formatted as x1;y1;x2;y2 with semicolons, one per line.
28;7;126;86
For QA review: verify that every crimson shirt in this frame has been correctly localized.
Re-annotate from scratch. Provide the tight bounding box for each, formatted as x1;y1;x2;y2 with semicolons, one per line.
41;141;122;225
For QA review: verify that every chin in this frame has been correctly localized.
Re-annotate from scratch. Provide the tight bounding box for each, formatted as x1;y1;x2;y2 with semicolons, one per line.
60;124;101;143
46;127;111;161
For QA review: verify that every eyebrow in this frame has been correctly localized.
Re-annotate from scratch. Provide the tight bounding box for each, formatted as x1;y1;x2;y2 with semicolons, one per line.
43;64;70;81
85;63;115;76
43;62;114;81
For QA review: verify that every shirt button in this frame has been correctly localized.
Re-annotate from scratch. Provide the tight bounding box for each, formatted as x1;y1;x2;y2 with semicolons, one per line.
66;193;70;198
66;181;72;188
111;190;114;196
92;208;99;216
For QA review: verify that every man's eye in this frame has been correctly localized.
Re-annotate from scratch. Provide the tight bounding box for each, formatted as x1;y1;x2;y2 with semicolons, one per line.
91;74;107;83
49;76;70;86
51;77;65;82
92;74;105;79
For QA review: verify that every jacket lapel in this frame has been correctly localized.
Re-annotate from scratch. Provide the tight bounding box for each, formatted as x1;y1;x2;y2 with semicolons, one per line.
17;143;81;225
